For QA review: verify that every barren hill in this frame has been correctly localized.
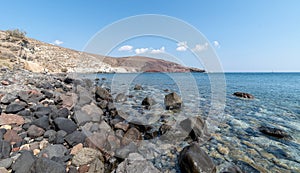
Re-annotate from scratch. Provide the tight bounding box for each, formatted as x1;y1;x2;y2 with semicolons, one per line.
0;30;204;73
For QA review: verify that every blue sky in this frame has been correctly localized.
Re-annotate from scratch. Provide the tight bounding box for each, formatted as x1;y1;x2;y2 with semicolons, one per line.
1;0;299;72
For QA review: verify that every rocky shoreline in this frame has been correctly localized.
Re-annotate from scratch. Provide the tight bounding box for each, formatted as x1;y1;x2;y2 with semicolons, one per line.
0;68;298;173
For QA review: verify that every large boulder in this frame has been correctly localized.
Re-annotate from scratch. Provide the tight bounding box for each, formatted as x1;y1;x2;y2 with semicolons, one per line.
233;92;254;99
164;92;182;110
178;143;216;173
95;87;112;101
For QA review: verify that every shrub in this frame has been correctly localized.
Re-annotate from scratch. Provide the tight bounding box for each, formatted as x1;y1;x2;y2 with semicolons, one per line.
6;29;27;39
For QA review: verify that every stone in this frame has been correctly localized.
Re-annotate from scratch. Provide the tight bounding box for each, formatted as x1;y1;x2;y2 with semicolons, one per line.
115;142;138;159
5;103;25;114
87;158;104;173
0;113;25;126
54;117;77;134
95;87;112;101
84;133;112;155
70;143;83;155
27;125;45;138
3;130;22;144
60;93;77;110
57;108;69;118
17;110;31;116
34;106;52;118
72;148;104;167
179;116;211;143
133;84;143;90
233;92;254;99
178;143;216;173
259;126;292;139
74;103;103;125
65;131;86;146
164;92;182;110
217;145;230;155
0;167;9;173
0;157;13;169
32;116;50;130
116;153;160;173
12;151;36;173
41;90;54;99
38;144;68;159
78;165;90;173
219;164;243;173
30;157;66;173
0;140;11;159
122;127;142;146
1;93;17;105
159;124;171;135
18;90;45;104
63;77;74;84
114;122;129;132
43;130;57;143
115;93;127;102
141;97;156;107
1;80;10;85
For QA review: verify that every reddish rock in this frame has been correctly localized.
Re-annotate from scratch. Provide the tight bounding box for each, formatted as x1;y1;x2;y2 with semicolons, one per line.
27;125;45;138
78;165;90;173
60;93;77;110
0;113;25;126
70;143;83;155
3;130;22;144
121;127;142;146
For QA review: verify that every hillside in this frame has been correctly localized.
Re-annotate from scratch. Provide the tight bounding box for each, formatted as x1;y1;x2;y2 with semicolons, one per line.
0;30;205;73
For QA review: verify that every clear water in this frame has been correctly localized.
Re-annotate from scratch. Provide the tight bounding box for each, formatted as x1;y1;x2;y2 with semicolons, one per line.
82;72;300;172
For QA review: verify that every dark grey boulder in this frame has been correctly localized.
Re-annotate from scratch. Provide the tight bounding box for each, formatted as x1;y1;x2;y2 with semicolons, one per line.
5;103;25;114
65;131;86;146
179;143;216;173
233;92;254;99
141;97;156;107
12;151;36;173
259;126;292;139
54;117;77;134
0;140;11;159
31;157;66;173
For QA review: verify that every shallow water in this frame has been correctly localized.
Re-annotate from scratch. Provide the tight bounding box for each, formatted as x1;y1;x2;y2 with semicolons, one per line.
82;72;300;172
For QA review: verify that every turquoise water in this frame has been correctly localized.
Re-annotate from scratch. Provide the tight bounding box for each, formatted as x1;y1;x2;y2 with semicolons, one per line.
85;72;300;172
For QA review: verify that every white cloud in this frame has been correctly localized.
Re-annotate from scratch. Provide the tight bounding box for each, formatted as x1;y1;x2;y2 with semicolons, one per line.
193;43;209;52
53;40;63;45
213;41;220;48
176;41;188;51
135;48;149;54
118;45;133;52
150;46;165;54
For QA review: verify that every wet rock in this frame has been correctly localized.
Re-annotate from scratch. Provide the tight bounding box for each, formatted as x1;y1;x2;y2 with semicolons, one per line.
122;127;142;146
39;144;68;159
27;125;45;138
0;140;11;159
12;151;36;173
5;103;25;114
115;93;127;102
134;84;143;90
259;126;292;139
3;130;22;144
233;92;254;99
0;157;13;169
159;124;171;135
32;116;50;130
95;87;112;101
0;113;25;126
116;153;160;173
31;157;66;173
65;131;86;147
219;164;243;173
53;117;77;134
178;143;216;173
233;160;260;173
179;116;211;143
164;92;182;110
144;128;159;140
141;97;156;107
72;148;104;167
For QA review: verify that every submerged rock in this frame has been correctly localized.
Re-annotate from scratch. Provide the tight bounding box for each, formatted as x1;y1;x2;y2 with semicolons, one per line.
133;84;143;90
259;126;292;139
141;97;156;107
115;93;127;102
178;143;216;173
233;92;254;99
164;92;182;110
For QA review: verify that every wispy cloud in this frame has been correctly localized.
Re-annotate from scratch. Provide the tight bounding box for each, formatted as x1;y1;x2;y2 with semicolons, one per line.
193;43;209;52
118;45;133;52
213;41;220;48
150;46;165;54
176;41;188;51
53;40;63;45
135;48;149;54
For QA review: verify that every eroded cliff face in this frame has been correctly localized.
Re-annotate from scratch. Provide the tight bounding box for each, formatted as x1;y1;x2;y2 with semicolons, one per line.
0;30;204;73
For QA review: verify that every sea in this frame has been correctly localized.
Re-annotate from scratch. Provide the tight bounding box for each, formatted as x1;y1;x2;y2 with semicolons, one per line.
81;72;300;172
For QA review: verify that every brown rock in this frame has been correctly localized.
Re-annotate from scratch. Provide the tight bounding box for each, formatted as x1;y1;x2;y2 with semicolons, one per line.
27;125;45;138
1;80;10;85
60;93;77;110
114;122;129;132
3;130;22;144
78;164;90;173
121;127;142;146
164;92;182;110
0;113;25;126
233;92;254;99
70;143;83;155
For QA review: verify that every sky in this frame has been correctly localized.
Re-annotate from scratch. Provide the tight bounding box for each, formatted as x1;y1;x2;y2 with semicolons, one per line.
1;0;300;72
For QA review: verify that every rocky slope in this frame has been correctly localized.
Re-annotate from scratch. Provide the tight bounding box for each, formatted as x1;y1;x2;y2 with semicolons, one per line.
0;30;204;73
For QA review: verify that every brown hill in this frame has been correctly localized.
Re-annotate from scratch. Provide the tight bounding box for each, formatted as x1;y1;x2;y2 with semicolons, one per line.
0;30;204;73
